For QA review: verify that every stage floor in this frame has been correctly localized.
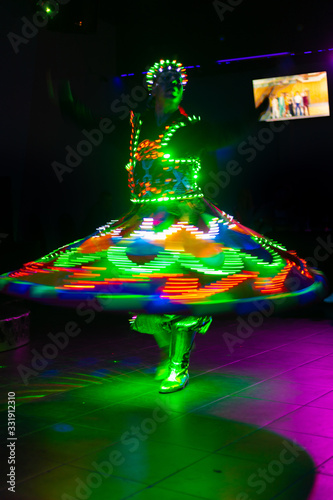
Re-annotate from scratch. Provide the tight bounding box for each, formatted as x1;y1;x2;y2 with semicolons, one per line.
0;302;333;500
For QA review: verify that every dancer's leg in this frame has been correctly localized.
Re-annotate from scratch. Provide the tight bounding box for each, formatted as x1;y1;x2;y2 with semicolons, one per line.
129;314;171;379
153;328;171;380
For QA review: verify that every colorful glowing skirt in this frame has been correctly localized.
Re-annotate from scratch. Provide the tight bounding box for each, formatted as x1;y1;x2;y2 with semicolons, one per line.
0;199;328;315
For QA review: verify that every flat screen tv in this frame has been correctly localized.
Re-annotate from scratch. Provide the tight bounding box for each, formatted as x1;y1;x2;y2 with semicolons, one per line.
253;71;330;121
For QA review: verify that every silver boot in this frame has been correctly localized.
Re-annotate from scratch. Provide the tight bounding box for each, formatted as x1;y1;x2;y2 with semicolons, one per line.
159;327;196;393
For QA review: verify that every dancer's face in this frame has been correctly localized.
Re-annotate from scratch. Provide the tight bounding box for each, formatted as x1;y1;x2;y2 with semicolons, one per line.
152;70;184;106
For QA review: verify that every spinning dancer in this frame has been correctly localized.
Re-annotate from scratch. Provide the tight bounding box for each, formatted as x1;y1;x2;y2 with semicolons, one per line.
0;59;328;393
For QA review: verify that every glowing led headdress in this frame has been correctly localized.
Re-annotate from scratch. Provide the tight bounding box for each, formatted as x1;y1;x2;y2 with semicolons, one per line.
146;59;188;94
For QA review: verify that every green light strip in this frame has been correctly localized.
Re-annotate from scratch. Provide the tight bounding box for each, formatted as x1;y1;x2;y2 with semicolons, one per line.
131;193;204;203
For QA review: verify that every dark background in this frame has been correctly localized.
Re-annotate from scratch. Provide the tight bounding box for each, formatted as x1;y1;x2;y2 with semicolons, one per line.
1;0;332;283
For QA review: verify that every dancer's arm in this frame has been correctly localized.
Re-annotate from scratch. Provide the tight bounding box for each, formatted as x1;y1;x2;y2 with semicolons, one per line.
52;79;130;136
58;80;100;130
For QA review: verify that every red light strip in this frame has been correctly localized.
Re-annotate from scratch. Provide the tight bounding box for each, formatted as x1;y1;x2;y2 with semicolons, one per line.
162;272;257;300
254;262;293;294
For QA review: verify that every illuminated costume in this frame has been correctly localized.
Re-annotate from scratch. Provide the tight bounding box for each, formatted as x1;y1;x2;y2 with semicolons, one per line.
0;60;327;393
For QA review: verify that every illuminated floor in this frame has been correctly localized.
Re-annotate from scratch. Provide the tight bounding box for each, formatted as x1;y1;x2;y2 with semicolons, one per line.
0;302;333;500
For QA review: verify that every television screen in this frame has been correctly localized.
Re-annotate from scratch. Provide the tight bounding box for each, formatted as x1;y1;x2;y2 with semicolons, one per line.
253;71;330;121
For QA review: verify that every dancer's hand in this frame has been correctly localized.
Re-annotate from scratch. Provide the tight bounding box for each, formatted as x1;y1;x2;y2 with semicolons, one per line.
46;71;73;106
58;79;74;104
46;70;57;104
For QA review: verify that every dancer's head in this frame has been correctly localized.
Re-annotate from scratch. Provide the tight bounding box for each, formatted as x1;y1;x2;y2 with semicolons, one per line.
146;59;187;107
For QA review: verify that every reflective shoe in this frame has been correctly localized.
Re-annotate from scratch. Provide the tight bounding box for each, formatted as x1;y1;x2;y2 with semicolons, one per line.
159;365;189;393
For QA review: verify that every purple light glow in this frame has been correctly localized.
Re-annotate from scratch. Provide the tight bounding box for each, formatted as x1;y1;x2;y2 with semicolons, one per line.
0;312;29;323
217;51;290;64
118;48;331;78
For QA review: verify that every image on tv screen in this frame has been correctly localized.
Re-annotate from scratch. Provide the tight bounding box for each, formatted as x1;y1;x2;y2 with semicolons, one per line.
253;71;330;121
